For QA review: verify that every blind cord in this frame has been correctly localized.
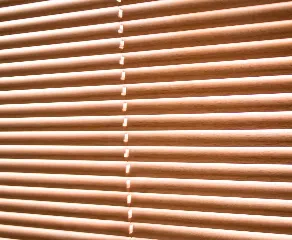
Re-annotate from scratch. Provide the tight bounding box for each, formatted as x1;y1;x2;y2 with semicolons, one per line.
117;0;133;238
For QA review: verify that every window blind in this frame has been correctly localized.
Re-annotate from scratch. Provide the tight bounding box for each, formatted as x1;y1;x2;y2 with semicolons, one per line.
0;0;292;239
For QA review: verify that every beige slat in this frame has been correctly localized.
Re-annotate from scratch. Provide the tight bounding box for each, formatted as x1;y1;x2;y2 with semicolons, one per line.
124;38;292;68
0;38;121;63
0;74;292;103
0;238;22;240
0;93;291;117
1;0;286;35
130;177;292;199
0;0;118;21
0;159;126;175
0;75;292;104
132;207;292;234
0;0;43;8
0;54;121;77
125;20;292;52
0;130;291;147
0;185;127;205
2;37;292;65
0;145;124;160
133;223;292;240
0;131;125;146
0;23;120;50
127;130;292;147
121;56;292;83
123;1;292;37
126;93;292;115
0;115;124;131
0;111;292;131
121;0;288;21
1;173;291;198
2;55;292;90
0;224;130;240
0;211;129;236
0;198;127;221
2;3;291;50
1;146;291;164
128;146;292;164
0;172;126;191
132;192;292;216
0;100;124;117
0;69;122;90
1;159;292;181
127;112;292;130
130;162;292;181
0;7;119;35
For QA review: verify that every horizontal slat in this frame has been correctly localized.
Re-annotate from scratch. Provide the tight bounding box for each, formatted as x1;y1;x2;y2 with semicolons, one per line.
128;129;292;147
0;211;129;236
1;72;292;104
126;93;292;115
0;7;119;35
123;1;292;37
0;131;125;146
127;112;292;130
2;4;292;50
1;185;292;217
0;224;130;240
0;146;291;163
0;84;122;104
0;130;291;147
2;55;292;90
1;159;291;181
0;0;43;8
124;38;292;68
125;20;292;52
0;38;121;63
1;0;285;35
0;198;127;221
1;199;292;235
0;93;291;117
0;115;124;131
0;238;21;240
0;100;124;117
0;74;292;103
132;207;292;234
1;173;291;198
131;177;292;199
130;162;292;181
133;223;292;240
0;69;122;90
2;37;292;65
1;51;292;78
0;0;119;21
132;192;292;216
121;0;288;21
126;75;292;99
0;112;292;131
123;56;292;83
0;145;124;160
0;172;126;191
128;146;292;164
0;159;126;175
0;23;120;50
0;54;121;77
0;185;127;205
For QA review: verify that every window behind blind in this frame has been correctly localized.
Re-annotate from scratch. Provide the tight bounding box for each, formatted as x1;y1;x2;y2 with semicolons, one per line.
0;0;292;239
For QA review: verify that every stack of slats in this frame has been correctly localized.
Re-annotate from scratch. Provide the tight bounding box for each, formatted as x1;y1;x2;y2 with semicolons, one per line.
0;0;292;239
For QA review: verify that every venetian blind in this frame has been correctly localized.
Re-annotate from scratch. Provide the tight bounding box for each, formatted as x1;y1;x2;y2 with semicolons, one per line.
0;0;292;239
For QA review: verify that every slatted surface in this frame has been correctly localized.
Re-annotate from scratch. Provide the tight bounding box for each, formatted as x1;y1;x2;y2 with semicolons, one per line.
0;0;292;239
